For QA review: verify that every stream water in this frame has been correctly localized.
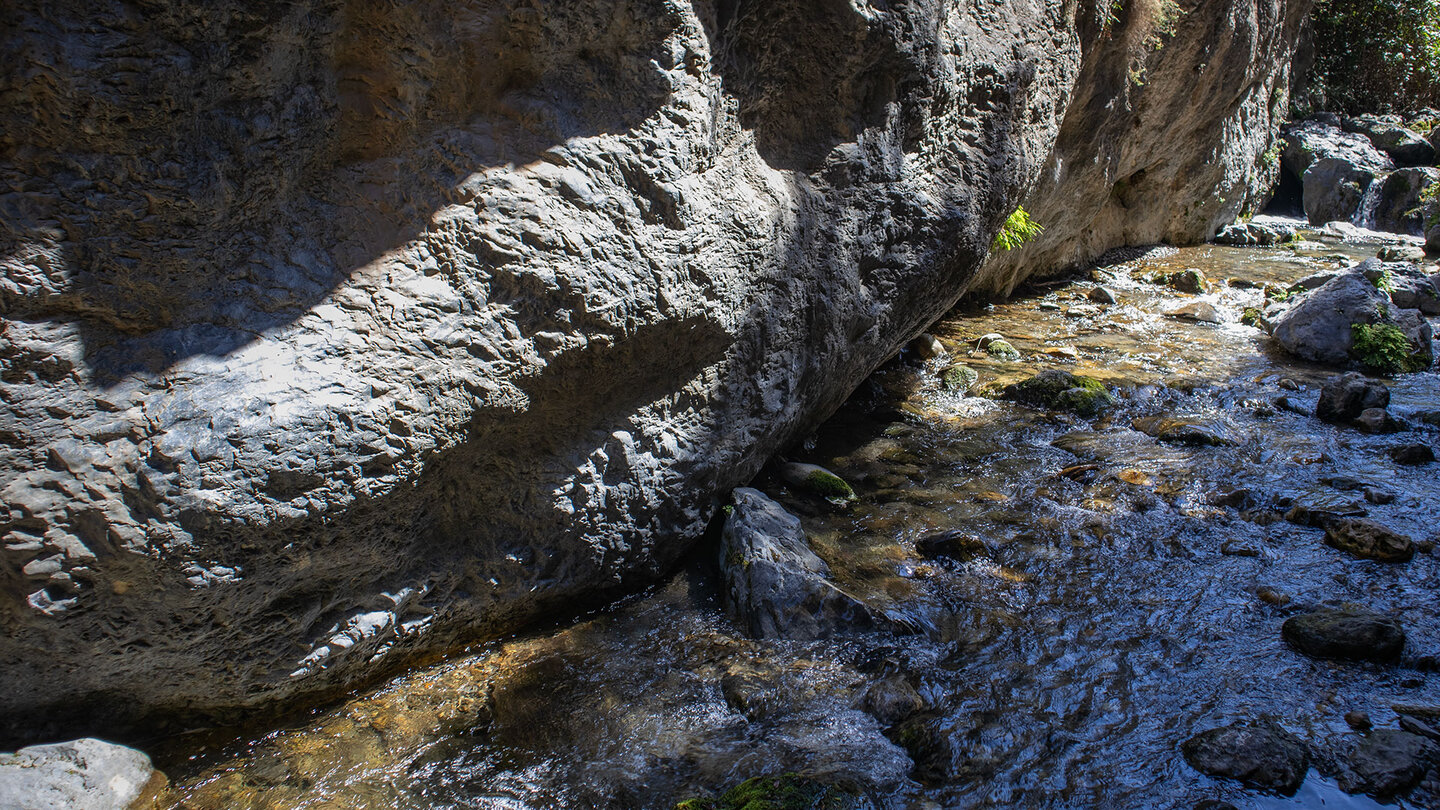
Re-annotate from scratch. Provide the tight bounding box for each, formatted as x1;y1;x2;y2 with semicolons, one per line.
154;221;1440;809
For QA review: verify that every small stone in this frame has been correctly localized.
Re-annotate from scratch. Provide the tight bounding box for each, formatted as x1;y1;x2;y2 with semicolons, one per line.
1089;286;1118;304
1363;488;1395;505
1167;268;1210;293
1282;608;1406;662
915;530;991;562
1180;720;1309;795
1220;541;1260;557
976;333;1006;350
1256;586;1291;606
940;365;978;392
1388;443;1435;465
1131;416;1235;446
1065;304;1102;318
1345;711;1373;731
909;333;946;360
1003;369;1116;416
985;339;1021;360
1324;518;1414;562
860;675;927;725
1354;408;1406;434
1165;301;1223;323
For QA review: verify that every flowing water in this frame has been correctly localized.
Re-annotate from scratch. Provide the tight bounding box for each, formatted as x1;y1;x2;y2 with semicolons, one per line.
154;223;1440;809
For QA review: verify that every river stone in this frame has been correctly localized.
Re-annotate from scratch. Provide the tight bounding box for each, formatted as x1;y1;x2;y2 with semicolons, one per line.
1003;370;1116;417
1165;301;1223;324
1272;271;1433;368
914;530;991;562
1316;373;1390;422
1376;245;1427;262
1387;443;1436;465
1283;608;1406;662
909;334;946;361
0;738;159;810
1180;721;1310;795
777;463;857;503
859;675;927;726
1214;221;1295;246
1385;265;1440;315
719;488;872;640
940;365;979;393
1353;408;1406;434
1324;519;1415;562
1343;730;1439;799
0;0;1316;738
1089;286;1118;304
1131;417;1235;446
1165;269;1210;294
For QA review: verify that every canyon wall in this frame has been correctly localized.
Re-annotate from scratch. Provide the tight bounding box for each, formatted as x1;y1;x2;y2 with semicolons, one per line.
0;0;1307;743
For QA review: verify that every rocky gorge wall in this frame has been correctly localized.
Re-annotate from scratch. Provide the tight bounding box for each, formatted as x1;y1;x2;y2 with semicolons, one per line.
0;0;1308;744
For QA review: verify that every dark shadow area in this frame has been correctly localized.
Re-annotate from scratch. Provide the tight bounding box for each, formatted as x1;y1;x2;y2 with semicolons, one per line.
0;0;681;380
1264;165;1306;218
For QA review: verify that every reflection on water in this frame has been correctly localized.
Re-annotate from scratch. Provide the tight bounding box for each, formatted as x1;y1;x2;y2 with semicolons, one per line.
156;226;1439;809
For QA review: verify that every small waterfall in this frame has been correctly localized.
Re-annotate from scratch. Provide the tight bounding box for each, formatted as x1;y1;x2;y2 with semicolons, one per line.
1353;176;1385;230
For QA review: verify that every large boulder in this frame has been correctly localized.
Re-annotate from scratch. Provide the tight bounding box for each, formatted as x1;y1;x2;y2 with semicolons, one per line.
1302;158;1384;225
0;0;1315;739
1271;267;1433;369
1353;120;1437;167
1374;168;1440;236
719;488;873;640
1281;118;1395;178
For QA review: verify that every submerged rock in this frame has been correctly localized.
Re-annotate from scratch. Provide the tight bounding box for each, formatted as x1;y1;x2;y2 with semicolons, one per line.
914;530;991;562
1180;720;1310;795
675;773;873;810
720;489;873;640
0;738;161;810
1316;373;1390;423
777;463;857;504
859;676;927;726
1003;370;1116;417
1342;730;1439;799
1131;416;1235;446
1324;519;1415;562
1282;608;1406;662
940;365;979;393
1387;443;1436;465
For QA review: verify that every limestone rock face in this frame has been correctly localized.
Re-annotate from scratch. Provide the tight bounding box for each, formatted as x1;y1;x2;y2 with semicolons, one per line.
0;0;1311;740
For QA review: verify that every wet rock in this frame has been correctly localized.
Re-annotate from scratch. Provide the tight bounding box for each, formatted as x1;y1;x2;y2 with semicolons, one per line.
1131;416;1235;446
1088;286;1118;304
1165;301;1223;324
1388;443;1435;465
1324;519;1415;562
675;773;873;810
1399;715;1440;742
1354;408;1406;434
887;713;954;784
1364;488;1396;505
1282;608;1406;662
1377;245;1428;262
909;334;945;361
1214;221;1295;246
0;738;161;810
859;676;927;726
1220;541;1260;557
1273;270;1433;369
1303;158;1384;224
1180;720;1310;795
1345;712;1373;732
1003;370;1116;417
1192;802;1238;810
1316;373;1390;422
985;340;1021;361
1164;269;1209;294
1375;169;1440;235
1342;730;1439;799
720;488;874;640
914;530;991;562
778;463;857;504
940;365;978;393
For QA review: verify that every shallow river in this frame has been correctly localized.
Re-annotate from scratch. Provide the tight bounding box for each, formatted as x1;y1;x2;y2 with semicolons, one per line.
155;224;1440;809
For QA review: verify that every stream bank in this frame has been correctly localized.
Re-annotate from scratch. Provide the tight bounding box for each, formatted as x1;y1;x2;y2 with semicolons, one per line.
146;220;1440;809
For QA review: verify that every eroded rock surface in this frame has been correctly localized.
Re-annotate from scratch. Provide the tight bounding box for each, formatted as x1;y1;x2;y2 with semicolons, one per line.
0;0;1312;739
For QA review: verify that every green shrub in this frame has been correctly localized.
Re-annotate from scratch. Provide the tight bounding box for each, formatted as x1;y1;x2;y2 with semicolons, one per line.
1351;322;1425;374
992;207;1044;251
1302;0;1440;113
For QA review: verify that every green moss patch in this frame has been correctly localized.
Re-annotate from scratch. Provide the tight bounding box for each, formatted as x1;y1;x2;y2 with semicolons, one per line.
674;774;867;810
1003;370;1117;416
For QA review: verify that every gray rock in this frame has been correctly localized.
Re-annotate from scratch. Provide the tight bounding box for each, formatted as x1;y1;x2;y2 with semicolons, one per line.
859;675;927;726
0;0;1315;737
1131;416;1235;446
1303;158;1384;225
719;488;873;640
0;738;159;810
1343;730;1439;799
1088;286;1118;304
1353;408;1406;434
777;462;857;503
1282;118;1395;177
1282;608;1406;661
1376;245;1427;262
909;334;946;361
1272;270;1433;368
1374;169;1440;235
1181;720;1310;795
1316;372;1390;422
1388;443;1436;466
1359;122;1437;167
1214;220;1296;246
1384;265;1440;315
1165;301;1223;324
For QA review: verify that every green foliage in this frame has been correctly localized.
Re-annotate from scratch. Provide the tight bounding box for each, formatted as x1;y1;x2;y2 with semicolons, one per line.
992;207;1044;251
1304;0;1440;113
1351;322;1424;374
674;774;865;810
1372;269;1396;293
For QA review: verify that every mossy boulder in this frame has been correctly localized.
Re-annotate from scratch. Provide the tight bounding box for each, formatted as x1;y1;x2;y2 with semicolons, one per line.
1003;369;1116;416
985;339;1021;360
777;463;856;504
940;364;979;392
674;773;871;810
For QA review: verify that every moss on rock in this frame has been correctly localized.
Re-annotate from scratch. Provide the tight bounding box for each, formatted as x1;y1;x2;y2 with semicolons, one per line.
985;339;1021;360
940;364;979;392
1004;369;1116;416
